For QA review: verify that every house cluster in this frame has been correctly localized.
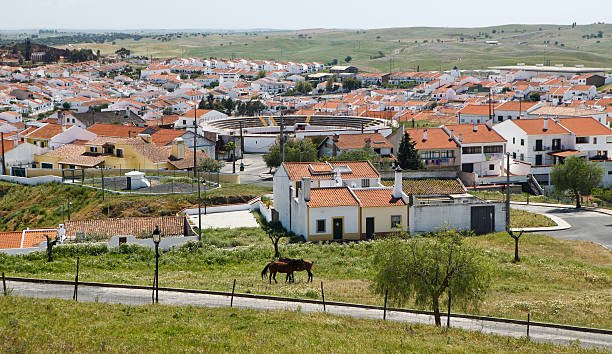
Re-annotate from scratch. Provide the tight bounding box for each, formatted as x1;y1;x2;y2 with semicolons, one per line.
273;161;504;240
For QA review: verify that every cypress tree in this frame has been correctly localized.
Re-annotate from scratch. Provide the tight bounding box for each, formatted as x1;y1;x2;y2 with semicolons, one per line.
397;132;424;170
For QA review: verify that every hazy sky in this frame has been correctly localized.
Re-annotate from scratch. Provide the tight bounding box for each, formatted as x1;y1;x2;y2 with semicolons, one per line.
3;0;611;30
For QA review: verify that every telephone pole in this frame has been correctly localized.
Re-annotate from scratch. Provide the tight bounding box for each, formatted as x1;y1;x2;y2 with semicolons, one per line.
279;115;285;163
0;132;6;175
193;107;197;178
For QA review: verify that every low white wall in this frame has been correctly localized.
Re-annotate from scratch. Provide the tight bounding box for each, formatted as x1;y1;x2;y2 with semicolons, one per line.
0;175;62;186
243;136;278;153
410;201;505;234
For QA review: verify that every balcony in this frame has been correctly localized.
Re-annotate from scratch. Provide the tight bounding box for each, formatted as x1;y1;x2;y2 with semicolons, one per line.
533;145;563;152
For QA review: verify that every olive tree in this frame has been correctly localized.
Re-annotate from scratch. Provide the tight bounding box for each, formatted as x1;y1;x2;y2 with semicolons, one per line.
550;156;603;208
371;230;492;326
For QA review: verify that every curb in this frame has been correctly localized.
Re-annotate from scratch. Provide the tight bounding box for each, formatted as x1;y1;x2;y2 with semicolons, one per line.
509;201;612;217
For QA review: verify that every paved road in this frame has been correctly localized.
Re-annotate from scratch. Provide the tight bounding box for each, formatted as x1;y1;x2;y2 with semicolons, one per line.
511;204;612;249
222;153;272;187
5;280;612;349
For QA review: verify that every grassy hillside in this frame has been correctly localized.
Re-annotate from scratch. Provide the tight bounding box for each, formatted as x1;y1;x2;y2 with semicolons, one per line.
55;24;612;72
0;181;272;232
1;297;594;353
1;232;610;329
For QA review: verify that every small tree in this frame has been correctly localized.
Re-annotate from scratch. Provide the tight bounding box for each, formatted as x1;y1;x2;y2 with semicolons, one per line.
262;221;286;258
550;156;603;208
325;78;334;92
263;138;318;172
198;157;225;173
336;147;378;162
62;102;71;110
397;132;424;170
371;230;492;327
344;56;352;63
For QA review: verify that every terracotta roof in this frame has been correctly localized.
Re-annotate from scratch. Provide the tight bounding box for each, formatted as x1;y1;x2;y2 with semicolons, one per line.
306;187;359;208
550;150;584;157
458;104;491;116
151;129;186;146
352;188;406;207
283;161;379;181
494;101;538;112
25;123;64;140
22;229;56;248
403;128;459;150
445;124;506;144
88;123;145;138
332;133;393;150
512;119;570;135
383;178;466;196
65;216;187;238
42;144;106;167
0;231;22;249
558;117;612;136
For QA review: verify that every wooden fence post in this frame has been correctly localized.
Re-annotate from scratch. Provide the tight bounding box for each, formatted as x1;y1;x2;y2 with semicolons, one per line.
527;312;530;339
383;289;388;320
230;279;236;307
72;257;79;301
2;272;6;296
320;281;326;312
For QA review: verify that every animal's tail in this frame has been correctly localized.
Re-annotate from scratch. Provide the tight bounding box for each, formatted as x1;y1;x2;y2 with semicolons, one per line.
261;263;270;280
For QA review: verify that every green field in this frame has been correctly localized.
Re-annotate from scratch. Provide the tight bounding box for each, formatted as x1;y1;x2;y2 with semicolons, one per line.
1;232;610;329
53;24;612;72
1;297;597;353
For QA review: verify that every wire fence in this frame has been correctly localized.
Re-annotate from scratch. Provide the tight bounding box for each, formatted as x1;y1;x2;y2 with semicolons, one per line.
61;169;222;195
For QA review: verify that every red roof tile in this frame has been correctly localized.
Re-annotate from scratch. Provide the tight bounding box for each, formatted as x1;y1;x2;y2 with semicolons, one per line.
352;188;406;207
306;187;359;208
558;117;612;136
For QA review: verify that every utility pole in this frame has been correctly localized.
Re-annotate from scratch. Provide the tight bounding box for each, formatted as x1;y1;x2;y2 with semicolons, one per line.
232;134;236;174
488;91;492;121
506;152;510;230
279;115;285;163
239;121;244;162
197;167;202;242
193;107;198;178
0;132;6;175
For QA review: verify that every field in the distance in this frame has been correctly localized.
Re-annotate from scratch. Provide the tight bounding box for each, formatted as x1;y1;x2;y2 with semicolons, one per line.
0;296;598;353
53;24;612;72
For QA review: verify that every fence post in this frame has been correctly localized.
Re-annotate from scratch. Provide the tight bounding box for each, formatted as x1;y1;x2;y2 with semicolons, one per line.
383;289;388;320
152;277;155;304
72;257;80;301
2;272;6;296
320;281;325;312
527;312;530;339
230;279;236;307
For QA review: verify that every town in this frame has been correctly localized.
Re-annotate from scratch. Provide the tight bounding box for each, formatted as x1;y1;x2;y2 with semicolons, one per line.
1;18;612;353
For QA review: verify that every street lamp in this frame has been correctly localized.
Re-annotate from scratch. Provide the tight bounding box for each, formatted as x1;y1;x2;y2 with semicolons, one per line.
67;201;72;221
152;225;162;304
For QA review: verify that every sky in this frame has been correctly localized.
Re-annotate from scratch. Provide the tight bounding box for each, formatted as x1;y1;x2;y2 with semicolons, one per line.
2;0;611;30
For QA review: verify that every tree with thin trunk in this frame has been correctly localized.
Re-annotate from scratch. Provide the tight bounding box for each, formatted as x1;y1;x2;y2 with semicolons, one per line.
550;156;603;208
262;221;286;258
371;229;492;326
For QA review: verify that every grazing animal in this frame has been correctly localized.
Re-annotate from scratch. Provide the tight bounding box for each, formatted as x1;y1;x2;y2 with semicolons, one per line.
261;261;295;284
261;257;314;283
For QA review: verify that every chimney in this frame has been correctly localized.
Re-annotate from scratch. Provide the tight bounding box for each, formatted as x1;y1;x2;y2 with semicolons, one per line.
543;118;548;131
473;124;478;132
334;170;342;186
392;167;403;199
302;177;311;202
458;133;463;143
172;137;185;159
125;107;130;118
449;129;454;139
422;129;428;141
365;138;371;149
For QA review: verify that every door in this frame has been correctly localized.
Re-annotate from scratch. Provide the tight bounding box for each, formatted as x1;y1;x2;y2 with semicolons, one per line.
535;154;542;166
333;218;343;240
535;139;543;151
471;206;494;235
365;217;375;239
552;138;561;151
461;163;474;173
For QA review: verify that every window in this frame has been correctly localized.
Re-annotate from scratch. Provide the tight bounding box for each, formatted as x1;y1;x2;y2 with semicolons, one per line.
520;139;524;146
90;147;98;153
182;120;187;125
391;215;401;228
497;115;503;122
41;163;53;169
593;137;597;144
316;219;326;233
489;164;494;170
295;181;302;197
512;152;516;159
519;153;524;161
483;145;503;153
361;178;370;188
116;149;124;158
608;170;612;175
462;146;482;154
576;137;588;144
512;137;515;144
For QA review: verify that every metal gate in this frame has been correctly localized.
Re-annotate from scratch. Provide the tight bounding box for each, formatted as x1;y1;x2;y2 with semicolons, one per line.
470;206;494;235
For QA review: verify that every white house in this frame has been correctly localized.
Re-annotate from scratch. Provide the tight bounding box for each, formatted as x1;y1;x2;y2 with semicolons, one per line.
0;111;23;123
175;109;228;129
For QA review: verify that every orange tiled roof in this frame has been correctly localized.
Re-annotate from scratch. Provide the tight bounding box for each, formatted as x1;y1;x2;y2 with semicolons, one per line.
65;216;187;238
494;101;538;112
512;119;570;135
333;133;393;150
25;123;64;140
403;128;459;150
0;231;22;249
306;187;359;208
558;117;612;136
352;188;406;207
151;129;186;146
88;123;145;138
283;161;379;181
458;104;491;116
444;124;506;144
